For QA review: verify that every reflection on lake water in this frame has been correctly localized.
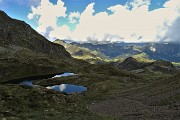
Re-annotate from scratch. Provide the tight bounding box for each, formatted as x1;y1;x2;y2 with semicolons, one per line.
46;84;87;94
19;72;87;94
20;80;33;86
52;72;76;78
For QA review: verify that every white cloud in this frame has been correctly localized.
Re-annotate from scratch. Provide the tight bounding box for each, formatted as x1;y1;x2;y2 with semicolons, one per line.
164;0;180;11
69;12;80;24
28;0;66;37
68;3;144;42
28;0;180;43
49;25;72;40
59;84;66;91
68;0;180;43
129;0;150;8
40;26;53;40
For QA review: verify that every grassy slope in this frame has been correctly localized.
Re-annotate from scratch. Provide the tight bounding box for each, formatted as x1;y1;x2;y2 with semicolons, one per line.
0;84;115;120
54;40;110;64
120;73;180;106
0;48;75;82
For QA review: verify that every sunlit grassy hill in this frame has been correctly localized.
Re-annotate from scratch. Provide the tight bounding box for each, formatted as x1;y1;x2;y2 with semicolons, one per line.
54;40;110;64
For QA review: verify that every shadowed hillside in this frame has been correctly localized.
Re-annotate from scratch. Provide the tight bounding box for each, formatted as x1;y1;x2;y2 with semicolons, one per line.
0;10;86;82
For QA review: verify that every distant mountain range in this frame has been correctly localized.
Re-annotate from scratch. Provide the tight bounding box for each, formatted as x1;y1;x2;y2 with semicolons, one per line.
55;40;180;63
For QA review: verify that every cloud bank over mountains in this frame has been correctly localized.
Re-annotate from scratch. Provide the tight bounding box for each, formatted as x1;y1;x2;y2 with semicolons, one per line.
28;0;180;43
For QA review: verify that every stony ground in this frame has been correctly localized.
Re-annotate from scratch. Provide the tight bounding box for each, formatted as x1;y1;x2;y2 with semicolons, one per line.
88;73;180;120
88;96;180;120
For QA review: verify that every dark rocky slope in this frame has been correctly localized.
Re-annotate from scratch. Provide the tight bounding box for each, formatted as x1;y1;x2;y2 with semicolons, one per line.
0;11;71;58
116;57;152;71
0;10;83;82
116;57;178;74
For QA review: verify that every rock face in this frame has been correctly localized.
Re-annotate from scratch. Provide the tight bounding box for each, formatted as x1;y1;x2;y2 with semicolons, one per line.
0;11;74;82
0;10;71;59
149;60;177;74
117;57;152;71
116;57;178;74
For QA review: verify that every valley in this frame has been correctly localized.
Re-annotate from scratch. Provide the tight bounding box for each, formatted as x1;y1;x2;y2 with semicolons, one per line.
54;40;180;64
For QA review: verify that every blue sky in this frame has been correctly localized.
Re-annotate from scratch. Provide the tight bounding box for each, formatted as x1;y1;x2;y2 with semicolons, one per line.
0;0;180;43
0;0;168;29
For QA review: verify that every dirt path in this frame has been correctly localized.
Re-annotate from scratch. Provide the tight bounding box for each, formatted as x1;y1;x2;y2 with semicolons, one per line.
88;97;180;120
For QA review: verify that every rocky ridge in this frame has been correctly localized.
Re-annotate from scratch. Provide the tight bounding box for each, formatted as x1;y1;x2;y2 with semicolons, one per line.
116;57;178;74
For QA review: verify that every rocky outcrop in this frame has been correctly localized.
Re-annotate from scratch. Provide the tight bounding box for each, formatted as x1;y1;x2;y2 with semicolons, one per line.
148;60;178;74
116;57;178;74
116;57;152;71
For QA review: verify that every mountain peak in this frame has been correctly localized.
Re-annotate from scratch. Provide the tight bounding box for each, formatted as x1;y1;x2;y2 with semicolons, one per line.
0;10;11;21
124;57;137;62
0;10;7;15
118;57;150;70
